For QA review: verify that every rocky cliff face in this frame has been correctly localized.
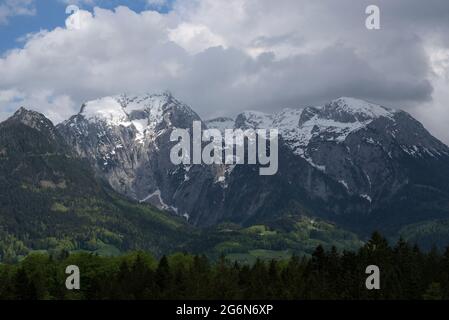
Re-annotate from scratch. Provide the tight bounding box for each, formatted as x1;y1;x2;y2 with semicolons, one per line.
57;94;449;234
57;92;223;221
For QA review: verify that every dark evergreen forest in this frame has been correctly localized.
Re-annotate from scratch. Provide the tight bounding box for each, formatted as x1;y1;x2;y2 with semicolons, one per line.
1;232;448;300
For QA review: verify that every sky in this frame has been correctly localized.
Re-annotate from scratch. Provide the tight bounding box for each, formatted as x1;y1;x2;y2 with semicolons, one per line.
0;0;448;143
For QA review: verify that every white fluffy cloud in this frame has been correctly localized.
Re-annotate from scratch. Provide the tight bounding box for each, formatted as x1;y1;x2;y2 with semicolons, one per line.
168;22;227;54
0;0;448;143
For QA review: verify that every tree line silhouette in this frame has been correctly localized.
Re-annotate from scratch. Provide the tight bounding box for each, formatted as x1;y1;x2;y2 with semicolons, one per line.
1;232;448;300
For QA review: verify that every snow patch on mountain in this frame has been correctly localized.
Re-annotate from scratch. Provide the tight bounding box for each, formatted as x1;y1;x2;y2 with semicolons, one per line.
360;194;372;203
235;111;273;129
339;180;349;191
80;97;129;126
205;117;235;133
330;97;396;120
140;189;179;214
234;97;399;159
78;92;182;144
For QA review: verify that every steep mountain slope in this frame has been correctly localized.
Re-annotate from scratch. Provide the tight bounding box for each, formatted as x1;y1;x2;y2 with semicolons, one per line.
0;108;363;262
57;94;449;239
58;92;200;199
57;92;226;222
0;108;193;262
225;97;449;233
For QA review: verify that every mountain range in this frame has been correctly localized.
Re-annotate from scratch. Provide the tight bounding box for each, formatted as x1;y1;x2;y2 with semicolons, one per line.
2;92;449;261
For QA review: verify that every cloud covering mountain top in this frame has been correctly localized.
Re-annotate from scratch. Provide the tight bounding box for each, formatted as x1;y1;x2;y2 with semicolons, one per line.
0;0;448;142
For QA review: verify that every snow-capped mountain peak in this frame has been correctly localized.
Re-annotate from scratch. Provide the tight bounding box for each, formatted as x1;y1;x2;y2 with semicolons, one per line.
80;96;129;126
56;93;449;230
235;110;273;129
230;98;402;162
80;92;170;125
76;91;198;144
326;97;396;122
205;117;235;133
